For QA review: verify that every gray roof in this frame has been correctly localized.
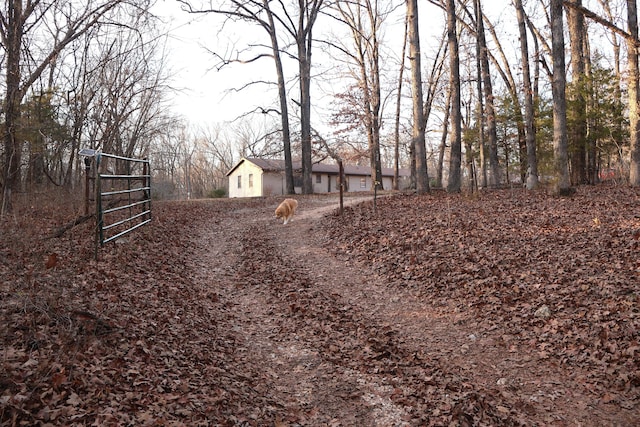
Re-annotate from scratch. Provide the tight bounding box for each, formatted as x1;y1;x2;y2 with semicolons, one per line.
244;158;290;172
227;157;410;177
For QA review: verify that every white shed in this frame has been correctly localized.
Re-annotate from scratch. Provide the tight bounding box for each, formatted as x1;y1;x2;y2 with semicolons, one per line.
226;157;410;198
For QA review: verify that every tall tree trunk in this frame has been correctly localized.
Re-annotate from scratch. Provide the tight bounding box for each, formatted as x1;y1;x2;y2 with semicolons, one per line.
599;0;622;118
567;0;588;185
406;0;429;194
446;0;462;193
583;36;597;184
551;0;571;193
2;0;25;214
529;19;542;102
475;0;499;188
515;0;539;189
464;138;476;191
394;13;408;190
360;52;383;191
298;36;313;194
358;2;383;191
371;2;384;191
436;89;451;188
483;15;527;184
628;0;640;186
297;0;323;194
474;0;487;189
265;2;295;194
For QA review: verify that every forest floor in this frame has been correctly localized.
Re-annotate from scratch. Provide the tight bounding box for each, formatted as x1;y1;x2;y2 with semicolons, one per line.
1;185;639;426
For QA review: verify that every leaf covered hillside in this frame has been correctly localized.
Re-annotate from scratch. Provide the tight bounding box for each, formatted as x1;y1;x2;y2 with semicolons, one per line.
319;185;640;413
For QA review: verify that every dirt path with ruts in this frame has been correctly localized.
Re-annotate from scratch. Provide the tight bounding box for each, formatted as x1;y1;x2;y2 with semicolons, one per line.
193;195;636;426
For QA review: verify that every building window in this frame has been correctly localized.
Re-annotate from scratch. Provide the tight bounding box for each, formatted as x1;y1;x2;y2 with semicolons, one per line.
360;178;366;188
249;174;253;188
237;175;242;188
316;174;322;184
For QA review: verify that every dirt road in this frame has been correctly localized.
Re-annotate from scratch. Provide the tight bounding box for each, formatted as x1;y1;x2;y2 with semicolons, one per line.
3;190;639;425
191;194;636;426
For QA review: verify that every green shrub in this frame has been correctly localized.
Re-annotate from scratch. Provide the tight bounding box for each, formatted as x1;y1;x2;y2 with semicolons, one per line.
208;188;226;198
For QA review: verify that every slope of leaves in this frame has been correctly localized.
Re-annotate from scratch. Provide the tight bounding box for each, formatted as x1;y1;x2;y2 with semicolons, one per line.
319;185;640;413
0;196;278;425
234;221;529;426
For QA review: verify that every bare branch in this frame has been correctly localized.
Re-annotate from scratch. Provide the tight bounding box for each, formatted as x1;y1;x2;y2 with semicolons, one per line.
232;106;282;122
175;0;270;28
226;80;277;93
203;48;274;71
563;0;637;44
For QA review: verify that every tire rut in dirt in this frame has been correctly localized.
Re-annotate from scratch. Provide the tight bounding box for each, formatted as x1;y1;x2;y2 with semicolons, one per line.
235;223;384;424
235;223;526;426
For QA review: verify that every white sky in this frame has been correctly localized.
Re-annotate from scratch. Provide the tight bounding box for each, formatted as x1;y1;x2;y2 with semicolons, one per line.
151;0;453;130
151;1;610;134
153;0;273;126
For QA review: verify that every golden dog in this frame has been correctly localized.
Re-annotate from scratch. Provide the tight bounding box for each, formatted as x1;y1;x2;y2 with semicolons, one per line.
275;198;298;225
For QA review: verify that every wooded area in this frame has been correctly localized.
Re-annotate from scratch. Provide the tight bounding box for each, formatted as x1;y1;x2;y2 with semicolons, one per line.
2;2;640;424
2;0;640;212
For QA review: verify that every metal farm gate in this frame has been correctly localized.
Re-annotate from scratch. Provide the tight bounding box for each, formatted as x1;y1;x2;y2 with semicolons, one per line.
82;150;151;249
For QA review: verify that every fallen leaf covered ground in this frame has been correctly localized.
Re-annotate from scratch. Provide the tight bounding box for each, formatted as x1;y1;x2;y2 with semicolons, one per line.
1;186;638;426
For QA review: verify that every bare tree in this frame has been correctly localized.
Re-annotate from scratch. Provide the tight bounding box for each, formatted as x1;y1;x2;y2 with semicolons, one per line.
151;131;183;198
60;36;99;188
436;89;451;188
406;0;430;193
423;35;449;187
567;0;588;184
481;12;528;184
473;0;487;189
597;0;622;83
563;0;640;185
328;0;390;191
447;1;513;187
291;0;324;193
628;0;640;186
551;0;571;193
264;1;295;194
177;0;300;194
0;0;145;214
89;31;171;168
150;122;226;199
473;0;500;188
199;123;237;178
393;12;408;190
446;0;462;193
514;0;539;189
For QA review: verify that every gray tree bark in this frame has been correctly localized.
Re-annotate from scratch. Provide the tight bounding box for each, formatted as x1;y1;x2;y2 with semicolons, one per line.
264;1;295;194
475;0;499;188
628;0;640;186
446;0;462;193
393;13;408;190
515;0;539;189
474;0;487;189
406;0;430;194
551;0;572;194
296;0;323;194
567;0;588;184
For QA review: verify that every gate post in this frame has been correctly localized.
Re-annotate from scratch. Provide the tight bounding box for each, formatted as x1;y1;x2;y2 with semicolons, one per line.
84;157;92;216
95;152;103;259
